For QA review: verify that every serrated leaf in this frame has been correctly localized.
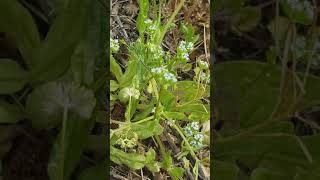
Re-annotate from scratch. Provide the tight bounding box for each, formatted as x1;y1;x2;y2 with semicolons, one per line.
110;147;146;169
0;59;28;94
145;148;160;172
26;81;96;129
136;0;149;37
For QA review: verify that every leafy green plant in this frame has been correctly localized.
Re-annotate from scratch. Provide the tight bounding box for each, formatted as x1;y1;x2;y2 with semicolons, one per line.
110;0;210;179
0;0;107;179
213;0;320;179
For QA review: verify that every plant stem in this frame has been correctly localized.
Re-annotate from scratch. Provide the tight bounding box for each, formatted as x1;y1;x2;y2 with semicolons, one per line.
156;0;185;45
170;122;199;161
59;106;68;180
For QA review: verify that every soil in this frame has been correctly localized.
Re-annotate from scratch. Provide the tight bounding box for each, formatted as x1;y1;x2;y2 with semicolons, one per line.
2;131;51;180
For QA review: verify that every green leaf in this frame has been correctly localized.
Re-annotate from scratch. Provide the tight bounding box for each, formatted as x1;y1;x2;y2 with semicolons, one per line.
110;147;146;169
120;60;138;87
145;148;160;172
78;163;106;180
251;168;291;180
281;0;314;25
267;16;291;44
161;152;173;170
110;56;123;82
168;167;184;180
235;6;261;32
48;114;92;180
0;0;40;65
176;81;208;102
214;61;320;130
163;111;187;120
26;81;96;129
136;0;149;37
0;101;23;124
131;120;163;139
0;59;28;94
179;23;199;43
30;0;89;82
212;160;239;180
110;80;119;92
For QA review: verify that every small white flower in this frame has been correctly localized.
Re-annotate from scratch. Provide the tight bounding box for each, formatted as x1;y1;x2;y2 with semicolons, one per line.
194;133;204;141
182;52;189;61
184;126;193;137
151;67;166;74
144;19;152;24
149;25;157;31
198;61;209;69
190;122;199;130
111;38;120;52
164;72;177;82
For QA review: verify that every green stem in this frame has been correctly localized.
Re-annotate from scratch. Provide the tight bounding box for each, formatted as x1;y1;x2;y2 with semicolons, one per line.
156;0;185;45
59;106;68;180
172;123;199;161
126;96;132;123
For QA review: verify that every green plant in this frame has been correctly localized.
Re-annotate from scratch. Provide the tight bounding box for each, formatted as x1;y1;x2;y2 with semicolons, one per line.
0;0;107;179
213;0;320;179
110;0;210;179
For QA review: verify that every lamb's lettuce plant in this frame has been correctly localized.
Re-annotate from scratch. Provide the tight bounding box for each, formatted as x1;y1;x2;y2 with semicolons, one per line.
110;0;210;179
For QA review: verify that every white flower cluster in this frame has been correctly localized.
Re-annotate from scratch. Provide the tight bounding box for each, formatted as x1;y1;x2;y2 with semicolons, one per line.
286;0;314;19
291;36;306;59
115;132;138;149
111;38;119;52
151;66;177;82
177;41;194;61
147;43;165;59
119;87;140;103
200;72;210;84
183;122;204;149
198;61;209;69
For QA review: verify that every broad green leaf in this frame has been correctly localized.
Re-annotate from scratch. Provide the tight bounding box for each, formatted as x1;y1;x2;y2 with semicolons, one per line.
212;160;239;180
251;168;291;180
160;88;176;110
176;81;208;102
110;147;146;169
267;16;290;44
110;56;123;82
0;101;23;124
136;0;149;37
168;167;184;180
0;59;28;94
145;148;160;172
235;6;261;32
78;163;106;180
163;111;187;120
26;81;96;129
0;0;40;65
131;120;163;139
120;60;138;87
214;134;320;171
176;101;209;114
214;61;320;130
48;114;92;180
161;152;173;169
110;80;119;92
281;0;314;25
132;99;156;121
30;0;89;82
